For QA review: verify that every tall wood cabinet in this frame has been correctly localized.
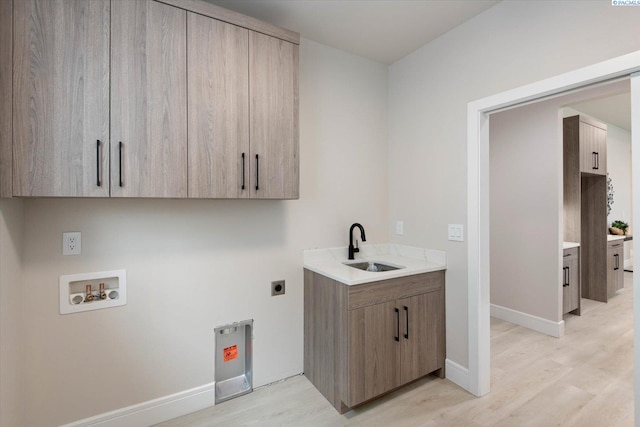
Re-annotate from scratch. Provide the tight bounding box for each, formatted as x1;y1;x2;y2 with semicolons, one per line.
13;0;110;197
304;269;445;413
4;0;299;199
563;115;609;303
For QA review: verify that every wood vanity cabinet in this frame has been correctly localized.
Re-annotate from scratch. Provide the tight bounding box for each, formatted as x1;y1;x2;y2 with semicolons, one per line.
13;0;111;197
304;269;445;413
6;0;299;199
562;246;580;315
607;240;624;297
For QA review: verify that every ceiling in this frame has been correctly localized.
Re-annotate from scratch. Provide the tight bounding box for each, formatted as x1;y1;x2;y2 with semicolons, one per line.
570;92;631;132
207;1;632;131
208;0;500;64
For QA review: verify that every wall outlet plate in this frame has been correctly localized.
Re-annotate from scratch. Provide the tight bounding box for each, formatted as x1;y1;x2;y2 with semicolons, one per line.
448;224;464;242
63;232;82;255
271;280;285;296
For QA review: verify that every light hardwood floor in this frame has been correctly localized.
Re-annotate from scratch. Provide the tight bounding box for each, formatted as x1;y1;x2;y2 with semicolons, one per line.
158;273;634;426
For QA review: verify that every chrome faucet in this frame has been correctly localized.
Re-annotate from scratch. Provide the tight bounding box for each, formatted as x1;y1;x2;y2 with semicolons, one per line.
348;223;366;260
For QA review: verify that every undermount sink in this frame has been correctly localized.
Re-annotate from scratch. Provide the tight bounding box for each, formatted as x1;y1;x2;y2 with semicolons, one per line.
344;261;404;272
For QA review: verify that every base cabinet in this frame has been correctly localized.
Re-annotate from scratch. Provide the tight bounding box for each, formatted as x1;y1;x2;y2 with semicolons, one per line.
304;269;445;413
562;247;580;315
607;240;624;297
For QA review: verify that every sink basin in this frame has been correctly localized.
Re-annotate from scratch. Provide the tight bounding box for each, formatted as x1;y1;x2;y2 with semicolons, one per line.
344;261;404;272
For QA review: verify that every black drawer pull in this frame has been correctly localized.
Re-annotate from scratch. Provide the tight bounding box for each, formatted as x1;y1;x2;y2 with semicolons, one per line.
96;140;102;187
394;308;399;342
255;154;259;191
404;306;409;339
241;153;245;190
119;141;123;187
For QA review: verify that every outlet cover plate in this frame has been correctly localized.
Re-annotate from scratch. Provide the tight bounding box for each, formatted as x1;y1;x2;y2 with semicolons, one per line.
63;232;82;255
271;280;285;296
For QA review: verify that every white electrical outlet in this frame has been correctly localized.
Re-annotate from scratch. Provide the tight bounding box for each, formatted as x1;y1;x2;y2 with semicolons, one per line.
396;220;404;235
63;232;82;255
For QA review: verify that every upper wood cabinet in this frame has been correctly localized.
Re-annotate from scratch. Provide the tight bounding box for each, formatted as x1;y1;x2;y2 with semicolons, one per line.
7;0;299;199
13;0;110;197
187;12;249;198
111;0;187;198
565;115;607;176
250;32;299;199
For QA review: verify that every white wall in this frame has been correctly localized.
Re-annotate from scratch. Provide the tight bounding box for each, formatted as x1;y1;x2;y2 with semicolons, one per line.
15;38;389;426
0;199;24;427
607;124;633;265
389;1;640;369
489;101;561;323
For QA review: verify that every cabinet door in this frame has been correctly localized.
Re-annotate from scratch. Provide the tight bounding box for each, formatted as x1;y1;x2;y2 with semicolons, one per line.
111;0;187;197
13;0;110;197
347;301;399;406
187;13;249;198
562;257;580;314
606;243;619;298
579;121;606;176
249;32;299;199
398;291;444;385
614;244;624;292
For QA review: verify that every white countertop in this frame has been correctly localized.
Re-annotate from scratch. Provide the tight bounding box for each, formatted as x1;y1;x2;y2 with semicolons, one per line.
563;241;580;249
608;234;626;242
303;243;446;285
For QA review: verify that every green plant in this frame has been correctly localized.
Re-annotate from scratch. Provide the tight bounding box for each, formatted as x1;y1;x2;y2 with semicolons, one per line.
611;220;629;233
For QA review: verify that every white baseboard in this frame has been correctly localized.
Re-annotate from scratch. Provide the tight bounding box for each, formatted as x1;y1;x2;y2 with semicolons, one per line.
445;358;469;391
61;382;215;427
491;304;564;338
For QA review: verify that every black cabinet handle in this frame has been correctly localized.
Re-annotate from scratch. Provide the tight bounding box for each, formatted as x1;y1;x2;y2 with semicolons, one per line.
566;266;570;287
592;151;598;170
614;253;619;270
241;153;245;190
562;266;569;287
255;154;259;191
596;152;599;170
394;308;399;342
96;140;102;187
119;141;123;187
404;306;409;339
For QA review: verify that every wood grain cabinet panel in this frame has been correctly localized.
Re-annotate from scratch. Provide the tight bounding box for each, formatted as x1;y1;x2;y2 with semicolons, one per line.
187;12;249;198
562;247;580;315
607;240;624;298
249;32;299;199
348;301;399;406
111;0;187;198
399;291;445;385
13;0;110;197
0;0;12;198
579;120;607;176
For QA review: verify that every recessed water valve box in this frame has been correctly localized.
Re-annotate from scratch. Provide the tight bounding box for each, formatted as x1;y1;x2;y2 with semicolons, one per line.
214;319;253;404
59;269;126;314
